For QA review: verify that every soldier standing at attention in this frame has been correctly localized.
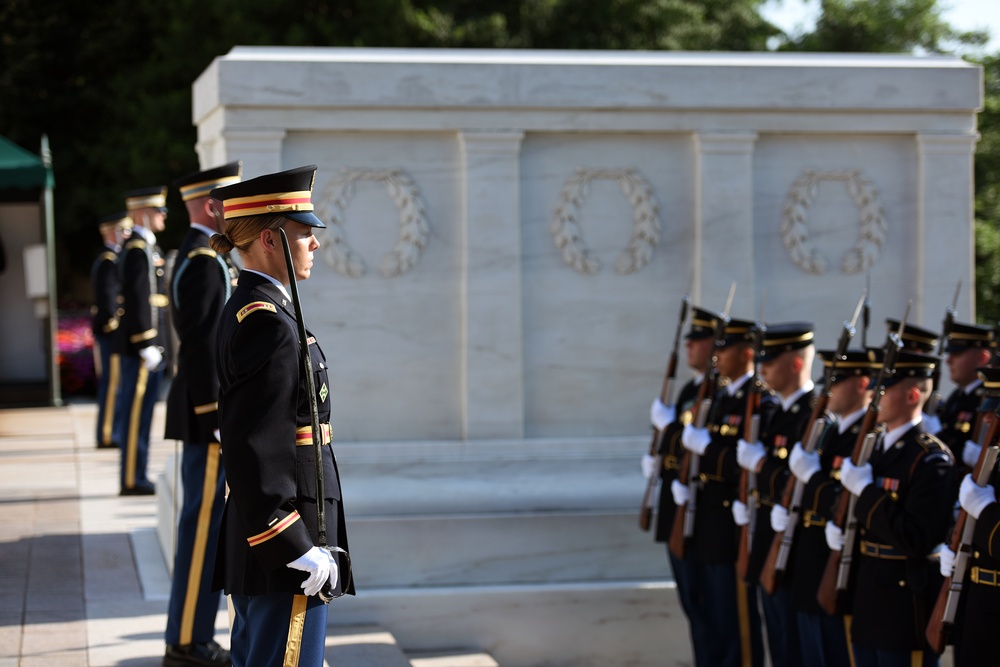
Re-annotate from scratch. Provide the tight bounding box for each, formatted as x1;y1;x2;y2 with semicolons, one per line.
641;306;719;664
788;349;879;667
886;319;944;433
836;351;953;667
935;321;994;473
677;317;770;667
115;186;170;495
210;166;354;667
92;212;131;450
739;323;816;667
161;162;242;667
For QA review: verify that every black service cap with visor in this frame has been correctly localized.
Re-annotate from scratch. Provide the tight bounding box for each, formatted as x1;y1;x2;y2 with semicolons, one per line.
210;165;327;228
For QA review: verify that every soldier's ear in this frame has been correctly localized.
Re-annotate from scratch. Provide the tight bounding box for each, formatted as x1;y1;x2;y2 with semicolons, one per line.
260;228;276;252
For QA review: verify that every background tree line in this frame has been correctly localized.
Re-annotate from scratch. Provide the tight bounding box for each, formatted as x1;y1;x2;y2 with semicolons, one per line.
0;0;996;319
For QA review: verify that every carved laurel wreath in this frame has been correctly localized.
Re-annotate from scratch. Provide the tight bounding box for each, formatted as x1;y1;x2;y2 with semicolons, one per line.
315;168;430;278
551;168;661;275
781;169;887;275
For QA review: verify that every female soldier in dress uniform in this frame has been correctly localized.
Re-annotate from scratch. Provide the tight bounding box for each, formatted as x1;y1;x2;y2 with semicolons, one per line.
209;165;354;667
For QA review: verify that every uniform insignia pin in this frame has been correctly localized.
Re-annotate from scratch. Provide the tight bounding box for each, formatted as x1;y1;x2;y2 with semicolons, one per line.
319;383;328;402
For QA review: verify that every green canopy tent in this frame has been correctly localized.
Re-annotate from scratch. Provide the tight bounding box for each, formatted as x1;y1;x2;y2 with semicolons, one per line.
0;134;60;406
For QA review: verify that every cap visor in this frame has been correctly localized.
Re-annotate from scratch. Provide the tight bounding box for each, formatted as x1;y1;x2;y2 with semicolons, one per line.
284;211;327;228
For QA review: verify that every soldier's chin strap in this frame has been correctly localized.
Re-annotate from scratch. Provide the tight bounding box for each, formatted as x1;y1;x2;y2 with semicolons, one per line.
278;227;345;603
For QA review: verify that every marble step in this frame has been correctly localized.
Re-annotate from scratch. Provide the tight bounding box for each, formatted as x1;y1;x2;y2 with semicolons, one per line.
327;625;413;667
408;651;500;667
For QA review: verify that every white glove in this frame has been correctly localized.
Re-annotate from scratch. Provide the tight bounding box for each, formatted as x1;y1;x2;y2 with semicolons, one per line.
671;479;689;506
825;522;845;551
737;438;766;472
682;424;711;456
651;398;676;431
641;454;657;479
286;546;338;596
732;499;749;526
840;458;873;496
789;442;822;484
138;346;162;371
770;504;790;532
963;440;983;469
212;428;221;443
959;473;997;520
939;545;956;577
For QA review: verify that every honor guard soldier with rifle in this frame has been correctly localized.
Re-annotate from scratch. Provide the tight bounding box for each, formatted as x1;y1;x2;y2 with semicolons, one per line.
674;310;770;667
835;348;954;667
886;318;945;433
210;166;354;667
932;366;1000;666
794;348;878;666
92;212;131;450
115;186;170;495
738;322;816;667
161;162;242;667
936;321;994;474
640;305;719;665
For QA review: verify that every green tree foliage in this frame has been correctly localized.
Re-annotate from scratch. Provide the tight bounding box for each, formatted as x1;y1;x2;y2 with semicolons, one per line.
777;0;988;52
974;55;1000;323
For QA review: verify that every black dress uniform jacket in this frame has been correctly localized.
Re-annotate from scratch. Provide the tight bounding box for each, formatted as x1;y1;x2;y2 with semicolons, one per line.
692;376;776;564
213;271;354;598
164;227;235;443
116;230;169;359
937;383;984;469
746;390;813;584
91;245;120;336
957;467;1000;666
850;423;953;653
654;377;702;542
789;414;861;614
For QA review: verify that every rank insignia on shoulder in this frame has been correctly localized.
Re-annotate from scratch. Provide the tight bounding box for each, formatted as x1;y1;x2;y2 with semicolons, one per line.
319;383;328;402
237;301;277;322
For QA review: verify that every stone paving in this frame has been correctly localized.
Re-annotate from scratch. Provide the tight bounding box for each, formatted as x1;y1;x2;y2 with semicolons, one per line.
0;402;224;667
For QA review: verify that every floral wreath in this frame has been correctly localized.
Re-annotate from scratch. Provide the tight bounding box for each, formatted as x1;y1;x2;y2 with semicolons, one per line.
551;168;661;275
781;169;887;275
316;168;431;278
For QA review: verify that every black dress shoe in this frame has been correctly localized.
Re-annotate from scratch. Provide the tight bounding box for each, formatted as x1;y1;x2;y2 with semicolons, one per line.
119;484;155;496
163;641;232;667
96;441;119;450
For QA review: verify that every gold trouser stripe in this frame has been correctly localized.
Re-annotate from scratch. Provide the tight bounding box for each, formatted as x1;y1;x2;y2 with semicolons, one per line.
179;443;221;645
101;353;121;445
736;572;752;667
283;594;308;667
844;614;856;667
125;365;149;488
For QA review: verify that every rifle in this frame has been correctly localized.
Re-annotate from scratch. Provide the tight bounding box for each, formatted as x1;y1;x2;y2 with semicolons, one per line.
926;373;1000;652
736;295;766;581
861;273;871;349
639;286;692;532
668;281;736;559
816;305;909;615
760;290;866;594
278;228;350;603
925;281;960;417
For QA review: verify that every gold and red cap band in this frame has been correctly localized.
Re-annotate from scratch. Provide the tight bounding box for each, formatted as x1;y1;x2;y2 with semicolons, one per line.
222;190;314;219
